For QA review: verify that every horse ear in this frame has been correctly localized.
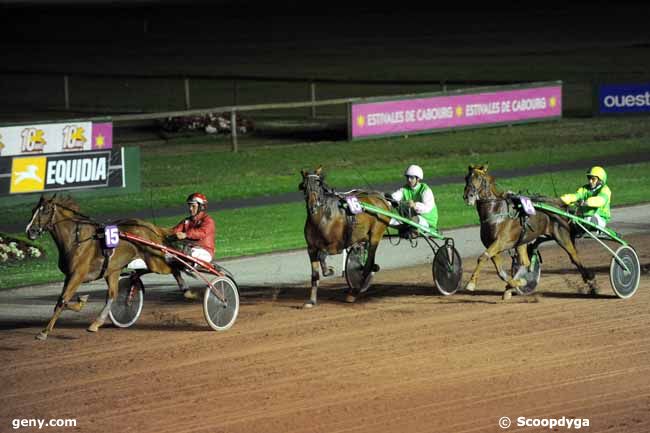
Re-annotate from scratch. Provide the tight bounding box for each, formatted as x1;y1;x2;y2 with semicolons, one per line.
483;163;489;172
315;166;322;176
300;169;306;177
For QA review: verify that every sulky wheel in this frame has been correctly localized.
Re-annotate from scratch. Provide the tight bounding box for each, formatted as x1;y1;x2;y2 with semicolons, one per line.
109;275;144;328
345;242;373;293
609;245;641;299
203;276;240;331
432;243;462;295
512;249;542;296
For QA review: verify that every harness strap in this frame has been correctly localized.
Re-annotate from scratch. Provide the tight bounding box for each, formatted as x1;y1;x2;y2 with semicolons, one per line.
344;213;356;246
97;248;114;280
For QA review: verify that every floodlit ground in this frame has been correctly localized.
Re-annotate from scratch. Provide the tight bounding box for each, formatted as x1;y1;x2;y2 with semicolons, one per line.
1;232;650;433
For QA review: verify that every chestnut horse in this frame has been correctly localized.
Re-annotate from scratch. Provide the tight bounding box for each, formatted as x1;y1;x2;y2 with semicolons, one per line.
299;167;391;307
25;194;186;340
462;164;597;299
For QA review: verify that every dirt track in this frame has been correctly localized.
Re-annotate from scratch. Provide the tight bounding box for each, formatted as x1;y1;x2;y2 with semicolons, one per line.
2;233;650;433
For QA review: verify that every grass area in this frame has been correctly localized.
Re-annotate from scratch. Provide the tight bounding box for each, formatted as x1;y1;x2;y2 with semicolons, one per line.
3;162;649;289
2;116;650;227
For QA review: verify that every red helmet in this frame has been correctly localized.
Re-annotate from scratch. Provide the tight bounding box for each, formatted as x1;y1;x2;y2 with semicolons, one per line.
186;192;208;206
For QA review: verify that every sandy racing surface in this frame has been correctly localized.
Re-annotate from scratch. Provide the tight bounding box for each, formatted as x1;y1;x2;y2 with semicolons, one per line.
2;232;650;433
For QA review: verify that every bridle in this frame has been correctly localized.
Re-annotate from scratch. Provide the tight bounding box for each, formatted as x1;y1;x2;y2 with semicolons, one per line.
302;173;333;215
26;201;57;238
27;199;100;244
464;170;499;204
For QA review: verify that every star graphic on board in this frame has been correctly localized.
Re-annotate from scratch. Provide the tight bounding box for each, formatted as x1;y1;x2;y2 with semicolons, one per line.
95;134;105;148
357;115;365;127
549;97;557;108
455;106;463;117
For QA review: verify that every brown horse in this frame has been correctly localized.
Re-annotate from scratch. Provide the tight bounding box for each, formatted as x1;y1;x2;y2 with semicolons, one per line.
25;194;186;340
462;164;597;299
299;167;391;307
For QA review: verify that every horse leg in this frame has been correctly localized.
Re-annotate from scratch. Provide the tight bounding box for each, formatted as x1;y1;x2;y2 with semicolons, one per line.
466;239;518;292
63;294;90;312
465;241;501;292
172;267;189;291
555;231;598;294
490;252;511;283
498;244;532;300
304;247;321;308
346;234;381;303
319;251;334;277
88;272;120;333
36;272;85;340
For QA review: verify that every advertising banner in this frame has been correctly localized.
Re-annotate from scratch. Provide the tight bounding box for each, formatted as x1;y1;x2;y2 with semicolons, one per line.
0;121;112;157
598;83;650;114
349;83;562;139
0;149;124;196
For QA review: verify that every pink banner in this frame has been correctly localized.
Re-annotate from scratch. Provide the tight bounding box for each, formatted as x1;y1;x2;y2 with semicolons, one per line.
91;122;113;150
350;84;562;138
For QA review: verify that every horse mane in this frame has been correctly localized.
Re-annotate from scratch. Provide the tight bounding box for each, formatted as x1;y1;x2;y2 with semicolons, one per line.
52;194;81;213
469;165;566;208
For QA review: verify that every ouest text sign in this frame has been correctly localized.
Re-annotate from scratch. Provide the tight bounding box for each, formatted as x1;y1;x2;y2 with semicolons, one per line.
598;83;650;114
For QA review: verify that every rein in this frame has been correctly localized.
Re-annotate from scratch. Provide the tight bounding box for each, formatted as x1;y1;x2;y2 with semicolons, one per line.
468;172;522;225
50;203;103;245
303;173;336;215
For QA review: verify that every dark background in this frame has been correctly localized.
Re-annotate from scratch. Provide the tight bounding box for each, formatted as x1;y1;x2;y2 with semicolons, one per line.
1;1;649;123
2;1;649;75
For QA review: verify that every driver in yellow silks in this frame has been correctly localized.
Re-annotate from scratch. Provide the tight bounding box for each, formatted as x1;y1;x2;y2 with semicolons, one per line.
560;166;611;228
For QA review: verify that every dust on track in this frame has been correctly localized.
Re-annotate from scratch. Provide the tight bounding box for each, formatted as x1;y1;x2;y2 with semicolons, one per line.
2;233;650;433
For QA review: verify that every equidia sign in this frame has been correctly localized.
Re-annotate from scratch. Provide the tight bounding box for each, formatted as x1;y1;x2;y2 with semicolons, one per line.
2;150;124;195
349;82;562;139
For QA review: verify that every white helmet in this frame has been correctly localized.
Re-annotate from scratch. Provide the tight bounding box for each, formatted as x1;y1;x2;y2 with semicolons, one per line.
404;164;424;180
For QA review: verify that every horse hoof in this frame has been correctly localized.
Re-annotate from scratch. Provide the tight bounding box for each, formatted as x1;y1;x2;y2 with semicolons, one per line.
371;264;380;272
322;267;335;277
183;289;200;301
35;332;48;341
345;294;357;303
302;301;317;309
78;294;89;304
465;281;476;292
502;290;512;301
87;322;102;333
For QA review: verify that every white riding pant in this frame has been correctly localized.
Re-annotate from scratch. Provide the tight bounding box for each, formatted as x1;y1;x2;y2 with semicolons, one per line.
586;214;607;228
389;216;429;228
188;247;212;263
126;247;213;270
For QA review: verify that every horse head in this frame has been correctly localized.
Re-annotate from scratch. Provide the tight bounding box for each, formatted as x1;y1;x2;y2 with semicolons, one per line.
299;166;330;215
26;194;58;240
25;194;83;240
463;164;498;206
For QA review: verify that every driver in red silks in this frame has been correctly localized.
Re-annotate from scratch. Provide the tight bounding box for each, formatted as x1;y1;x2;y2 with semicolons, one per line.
171;192;216;264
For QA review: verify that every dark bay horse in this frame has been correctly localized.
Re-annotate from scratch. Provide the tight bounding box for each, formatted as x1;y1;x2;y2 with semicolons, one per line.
299;167;391;307
463;164;597;299
25;194;185;340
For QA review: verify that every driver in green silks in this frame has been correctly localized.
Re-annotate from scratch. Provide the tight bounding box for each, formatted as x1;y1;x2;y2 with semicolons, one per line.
560;166;611;228
389;164;438;233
